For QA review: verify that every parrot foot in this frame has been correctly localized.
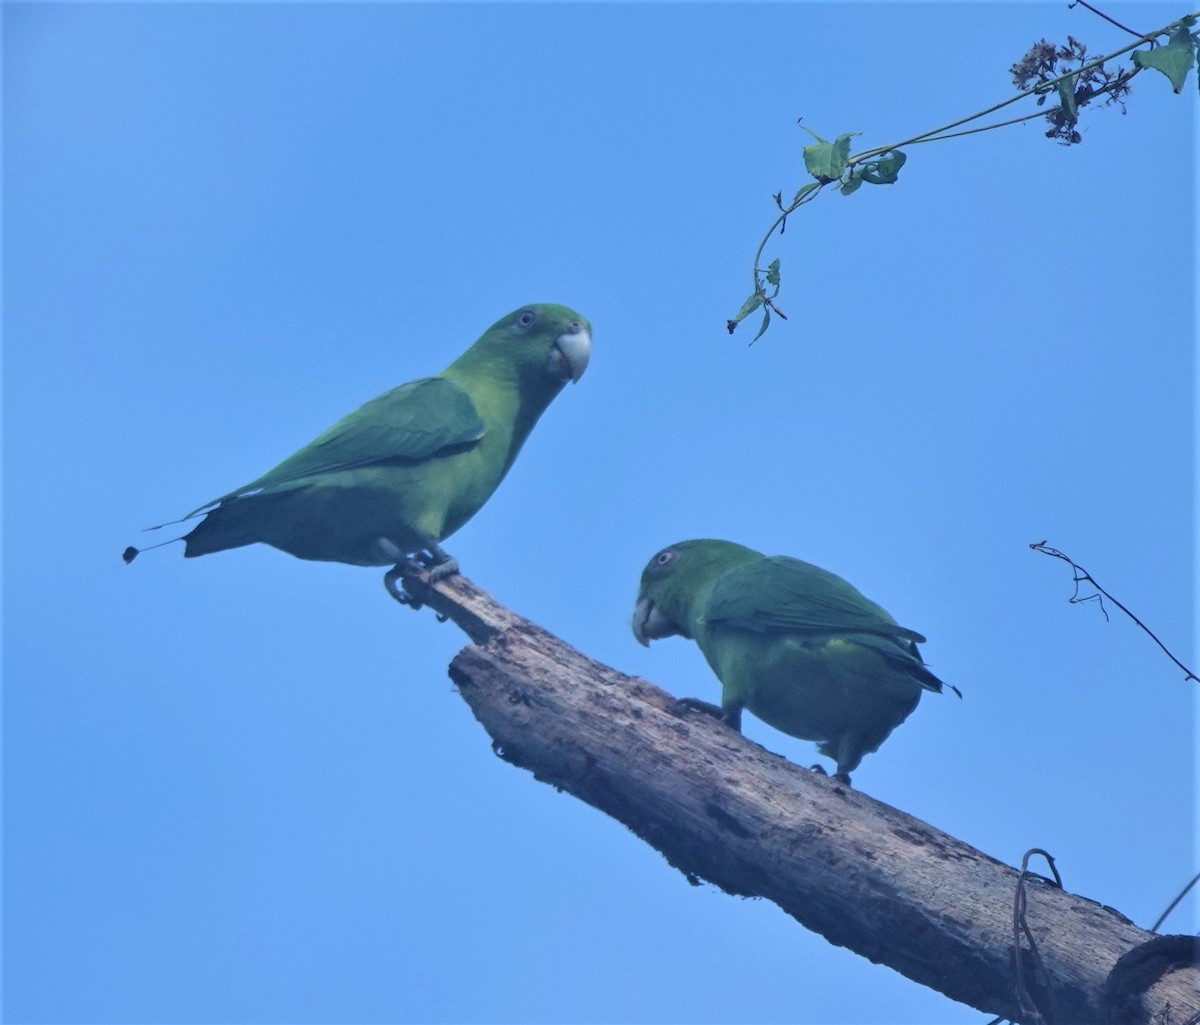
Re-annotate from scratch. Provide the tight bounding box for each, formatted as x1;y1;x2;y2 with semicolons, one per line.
810;764;852;786
674;697;743;733
416;543;459;583
383;562;422;609
383;545;458;609
426;554;459;583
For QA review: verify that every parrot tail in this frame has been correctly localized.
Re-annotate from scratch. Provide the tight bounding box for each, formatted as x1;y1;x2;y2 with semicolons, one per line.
180;506;262;558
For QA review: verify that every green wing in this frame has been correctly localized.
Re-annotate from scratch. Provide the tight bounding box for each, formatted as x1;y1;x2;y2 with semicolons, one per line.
189;376;486;514
703;555;927;644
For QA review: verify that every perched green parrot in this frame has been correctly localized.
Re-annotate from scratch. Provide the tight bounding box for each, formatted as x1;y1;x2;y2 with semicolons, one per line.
632;539;957;783
124;303;591;600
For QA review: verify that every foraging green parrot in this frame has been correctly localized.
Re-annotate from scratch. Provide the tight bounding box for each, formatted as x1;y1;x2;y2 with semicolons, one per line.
632;539;957;783
124;303;591;601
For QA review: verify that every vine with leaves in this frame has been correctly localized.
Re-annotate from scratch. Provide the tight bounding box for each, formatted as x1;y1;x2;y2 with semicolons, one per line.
730;9;1199;342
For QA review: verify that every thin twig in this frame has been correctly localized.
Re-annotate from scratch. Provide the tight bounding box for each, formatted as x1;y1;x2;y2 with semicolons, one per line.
1030;541;1198;683
1069;0;1147;40
912;109;1055;144
1150;871;1200;934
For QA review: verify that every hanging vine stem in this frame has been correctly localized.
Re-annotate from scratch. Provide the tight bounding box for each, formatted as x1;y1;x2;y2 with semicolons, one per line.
1029;541;1198;683
735;9;1199;341
1012;848;1064;1025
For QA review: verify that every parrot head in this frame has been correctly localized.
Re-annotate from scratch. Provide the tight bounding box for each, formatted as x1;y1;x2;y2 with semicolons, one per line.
632;539;761;646
457;303;591;395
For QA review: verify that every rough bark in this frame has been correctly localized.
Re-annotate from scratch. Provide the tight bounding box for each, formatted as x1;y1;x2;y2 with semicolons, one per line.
400;571;1199;1025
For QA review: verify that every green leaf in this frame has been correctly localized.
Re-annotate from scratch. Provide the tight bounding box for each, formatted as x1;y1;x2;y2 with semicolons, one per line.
799;125;829;145
728;292;763;333
803;142;838;182
752;306;771;342
791;182;820;206
858;149;907;185
765;259;780;287
1132;25;1197;94
840;175;863;196
733;292;763;320
803;131;858;183
1055;73;1077;119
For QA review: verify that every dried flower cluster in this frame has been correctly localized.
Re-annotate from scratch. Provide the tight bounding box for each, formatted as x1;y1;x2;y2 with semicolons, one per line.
1010;35;1134;144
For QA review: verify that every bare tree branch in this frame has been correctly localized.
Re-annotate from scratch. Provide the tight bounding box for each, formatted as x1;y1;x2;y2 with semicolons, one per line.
1030;541;1198;683
399;570;1199;1025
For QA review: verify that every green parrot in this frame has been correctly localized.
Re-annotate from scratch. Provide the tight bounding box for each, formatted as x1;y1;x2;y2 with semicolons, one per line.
632;539;957;783
124;303;591;601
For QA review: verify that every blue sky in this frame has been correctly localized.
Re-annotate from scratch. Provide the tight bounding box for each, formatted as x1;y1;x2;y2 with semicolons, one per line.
4;2;1195;1022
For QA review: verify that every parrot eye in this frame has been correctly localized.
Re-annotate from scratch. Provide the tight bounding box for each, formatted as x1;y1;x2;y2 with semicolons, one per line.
653;549;676;569
516;310;537;330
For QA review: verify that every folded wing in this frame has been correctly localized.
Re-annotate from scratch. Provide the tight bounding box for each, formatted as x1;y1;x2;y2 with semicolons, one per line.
188;377;486;515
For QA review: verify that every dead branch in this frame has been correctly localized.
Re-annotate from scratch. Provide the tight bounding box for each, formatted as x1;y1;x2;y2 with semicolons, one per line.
400;570;1199;1025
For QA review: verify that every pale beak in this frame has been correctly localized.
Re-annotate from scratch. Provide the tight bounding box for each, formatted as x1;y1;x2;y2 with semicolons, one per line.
552;326;591;383
632;595;679;646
